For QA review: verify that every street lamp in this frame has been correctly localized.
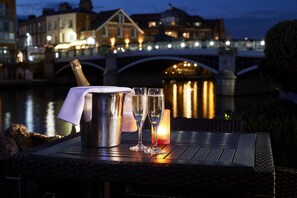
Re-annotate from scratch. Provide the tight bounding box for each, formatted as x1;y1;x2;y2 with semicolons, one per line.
47;35;52;45
209;41;215;46
180;42;186;48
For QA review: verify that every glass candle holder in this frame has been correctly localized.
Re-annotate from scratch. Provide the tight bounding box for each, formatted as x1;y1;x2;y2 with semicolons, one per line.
151;109;170;145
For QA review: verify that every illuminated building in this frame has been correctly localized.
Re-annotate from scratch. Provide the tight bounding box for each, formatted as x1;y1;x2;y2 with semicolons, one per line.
131;3;226;42
80;9;144;49
17;0;144;59
0;0;16;63
18;1;95;49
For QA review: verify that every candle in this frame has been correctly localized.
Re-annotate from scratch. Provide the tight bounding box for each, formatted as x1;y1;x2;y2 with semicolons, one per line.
152;109;170;145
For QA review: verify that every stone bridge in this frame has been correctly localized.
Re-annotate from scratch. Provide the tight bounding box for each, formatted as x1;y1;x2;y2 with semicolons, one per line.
52;47;264;95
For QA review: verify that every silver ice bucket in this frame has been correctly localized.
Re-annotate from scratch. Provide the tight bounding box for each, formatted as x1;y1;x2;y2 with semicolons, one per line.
81;91;128;147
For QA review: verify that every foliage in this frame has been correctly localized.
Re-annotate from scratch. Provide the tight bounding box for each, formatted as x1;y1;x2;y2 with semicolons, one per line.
259;20;297;93
240;98;297;168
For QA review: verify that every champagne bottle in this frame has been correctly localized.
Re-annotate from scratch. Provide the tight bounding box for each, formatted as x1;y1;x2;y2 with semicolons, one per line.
70;58;91;86
69;58;90;134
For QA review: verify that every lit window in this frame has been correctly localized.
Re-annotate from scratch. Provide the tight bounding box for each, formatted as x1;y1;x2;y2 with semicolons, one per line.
69;19;73;28
118;14;125;23
102;26;108;37
9;33;14;40
60;19;65;29
131;28;136;38
87;37;95;45
183;32;190;38
117;27;123;38
194;22;201;27
69;32;76;42
165;31;177;38
148;22;156;27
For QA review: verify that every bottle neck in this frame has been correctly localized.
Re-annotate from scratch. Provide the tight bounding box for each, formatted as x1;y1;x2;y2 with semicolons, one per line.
70;59;90;86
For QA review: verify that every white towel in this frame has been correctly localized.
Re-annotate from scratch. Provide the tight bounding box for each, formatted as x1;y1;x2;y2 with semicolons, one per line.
57;86;131;126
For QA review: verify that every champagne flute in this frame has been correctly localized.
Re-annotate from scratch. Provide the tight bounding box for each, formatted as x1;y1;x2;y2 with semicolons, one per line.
145;88;165;154
130;87;149;151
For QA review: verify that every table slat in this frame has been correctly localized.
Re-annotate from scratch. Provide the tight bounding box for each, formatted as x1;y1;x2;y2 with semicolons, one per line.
33;131;256;168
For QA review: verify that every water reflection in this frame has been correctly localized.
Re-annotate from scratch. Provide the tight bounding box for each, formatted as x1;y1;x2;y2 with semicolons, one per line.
0;82;276;136
0;86;73;136
25;94;34;131
164;80;216;119
202;81;215;118
46;102;55;136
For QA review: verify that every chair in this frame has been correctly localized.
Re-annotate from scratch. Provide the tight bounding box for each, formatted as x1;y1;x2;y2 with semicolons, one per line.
166;119;297;198
275;166;297;198
170;117;243;132
144;117;243;132
4;132;82;198
0;159;5;196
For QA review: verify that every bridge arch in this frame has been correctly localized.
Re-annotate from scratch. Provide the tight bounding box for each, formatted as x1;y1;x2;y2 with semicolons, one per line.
54;61;105;76
117;56;219;74
237;65;258;76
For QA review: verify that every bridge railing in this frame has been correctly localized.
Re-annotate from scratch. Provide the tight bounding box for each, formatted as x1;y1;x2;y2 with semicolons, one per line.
53;39;265;59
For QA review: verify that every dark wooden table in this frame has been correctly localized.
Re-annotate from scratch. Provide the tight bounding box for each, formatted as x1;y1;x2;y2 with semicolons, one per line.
6;130;275;198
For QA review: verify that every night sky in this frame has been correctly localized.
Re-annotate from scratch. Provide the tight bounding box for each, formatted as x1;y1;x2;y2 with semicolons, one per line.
16;0;297;39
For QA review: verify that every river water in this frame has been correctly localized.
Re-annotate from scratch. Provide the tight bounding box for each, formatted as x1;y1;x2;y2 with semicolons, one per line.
0;80;277;136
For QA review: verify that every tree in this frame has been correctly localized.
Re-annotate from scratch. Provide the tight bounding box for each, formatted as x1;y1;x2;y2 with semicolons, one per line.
259;20;297;93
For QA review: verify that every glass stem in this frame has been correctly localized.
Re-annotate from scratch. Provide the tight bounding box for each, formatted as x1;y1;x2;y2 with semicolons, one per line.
137;121;143;144
153;124;158;149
